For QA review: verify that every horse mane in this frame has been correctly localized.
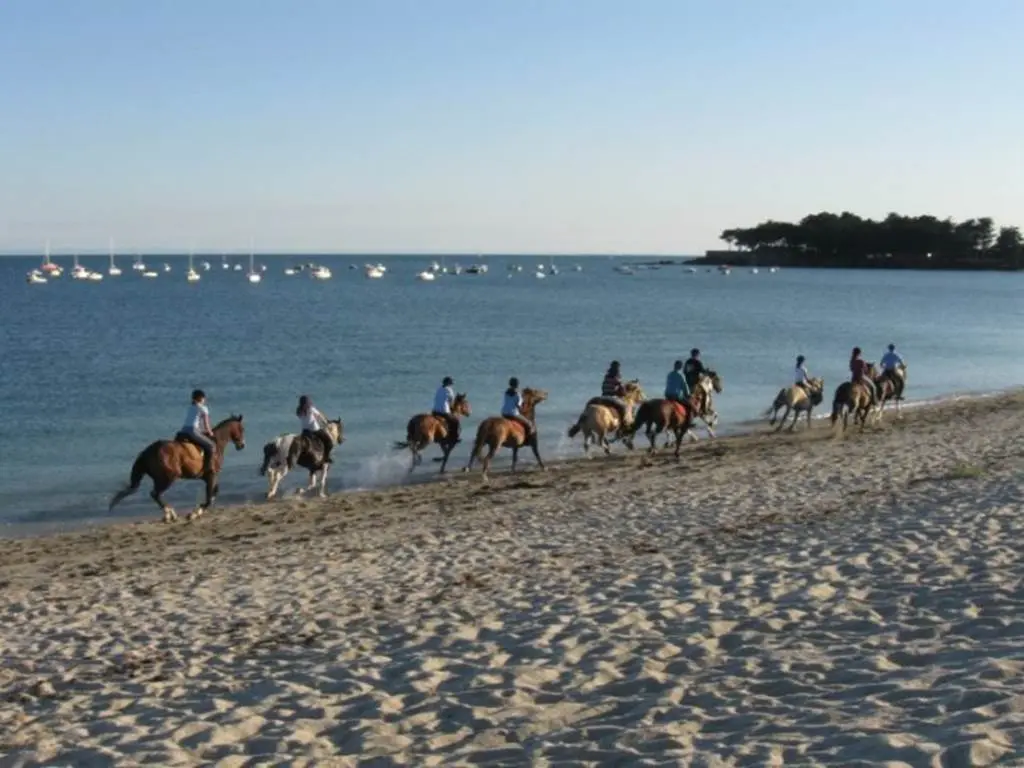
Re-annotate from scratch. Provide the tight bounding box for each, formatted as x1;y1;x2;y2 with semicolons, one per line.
213;414;244;430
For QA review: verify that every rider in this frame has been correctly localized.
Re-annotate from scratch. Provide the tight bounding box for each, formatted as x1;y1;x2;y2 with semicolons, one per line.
599;360;629;424
683;349;706;393
879;343;906;399
794;355;811;394
296;395;334;464
502;377;534;435
849;347;877;403
665;360;689;403
432;376;461;444
180;389;215;475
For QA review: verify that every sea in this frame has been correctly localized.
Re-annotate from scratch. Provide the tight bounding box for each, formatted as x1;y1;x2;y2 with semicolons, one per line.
1;255;1022;534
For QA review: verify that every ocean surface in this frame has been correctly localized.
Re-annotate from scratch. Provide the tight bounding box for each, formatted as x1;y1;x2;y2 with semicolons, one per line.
2;255;1021;533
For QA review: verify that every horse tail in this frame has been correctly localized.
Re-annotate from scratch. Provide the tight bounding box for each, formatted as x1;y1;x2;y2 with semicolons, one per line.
567;412;584;439
109;446;153;511
259;442;276;476
830;398;842;425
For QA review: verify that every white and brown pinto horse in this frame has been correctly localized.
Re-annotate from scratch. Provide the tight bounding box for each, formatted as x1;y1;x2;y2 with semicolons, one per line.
259;419;344;499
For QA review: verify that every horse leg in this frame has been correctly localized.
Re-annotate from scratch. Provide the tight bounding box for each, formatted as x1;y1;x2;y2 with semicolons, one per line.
408;446;419;474
318;465;329;497
529;436;545;470
150;475;177;523
267;467;285;500
805;408;813;430
674;426;687;457
510;445;519;473
777;406;790;432
188;474;216;522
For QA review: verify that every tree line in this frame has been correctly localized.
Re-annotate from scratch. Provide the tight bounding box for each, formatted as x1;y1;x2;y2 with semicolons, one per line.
705;212;1023;270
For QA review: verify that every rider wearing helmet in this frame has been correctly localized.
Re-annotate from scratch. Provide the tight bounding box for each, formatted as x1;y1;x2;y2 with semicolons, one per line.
502;377;534;435
665;360;689;403
794;355;811;394
683;349;706;392
849;347;878;403
598;360;629;424
432;376;461;444
180;389;216;476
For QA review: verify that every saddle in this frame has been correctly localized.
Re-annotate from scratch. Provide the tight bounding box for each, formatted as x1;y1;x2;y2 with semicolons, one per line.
669;400;689;420
173;433;221;473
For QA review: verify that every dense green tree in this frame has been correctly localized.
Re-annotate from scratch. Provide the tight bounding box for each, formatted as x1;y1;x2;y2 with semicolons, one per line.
713;212;1022;270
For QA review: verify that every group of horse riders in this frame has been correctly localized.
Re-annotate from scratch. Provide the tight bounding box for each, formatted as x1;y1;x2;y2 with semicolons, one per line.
790;343;907;403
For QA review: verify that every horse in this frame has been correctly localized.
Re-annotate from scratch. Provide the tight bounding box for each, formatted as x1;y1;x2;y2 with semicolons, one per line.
873;365;908;423
629;394;699;456
766;377;825;432
661;370;725;448
464;388;547;483
393;393;471;474
260;419;344;499
568;380;646;456
830;364;878;432
109;415;246;523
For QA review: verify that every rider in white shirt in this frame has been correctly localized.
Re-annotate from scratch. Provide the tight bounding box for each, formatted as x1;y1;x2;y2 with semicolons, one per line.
879;344;906;399
179;389;215;475
794;355;811;393
502;377;534;435
295;395;334;465
431;376;461;443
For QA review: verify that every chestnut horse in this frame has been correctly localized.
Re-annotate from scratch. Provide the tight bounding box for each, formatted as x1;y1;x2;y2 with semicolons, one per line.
464;388;547;483
766;377;825;432
395;393;472;473
830;364;878;432
629;395;699;456
569;380;646;456
873;364;908;423
109;415;246;523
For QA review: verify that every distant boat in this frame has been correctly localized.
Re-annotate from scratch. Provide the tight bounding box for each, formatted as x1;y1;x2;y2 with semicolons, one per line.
221;254;230;270
429;261;441;273
311;265;332;280
718;264;732;275
162;263;172;273
142;270;158;278
71;254;94;281
535;270;546;279
26;269;47;284
365;265;384;279
613;265;634;275
186;250;201;282
465;264;488;275
200;260;211;271
750;268;759;274
574;265;583;272
247;248;261;283
417;270;436;281
284;267;298;276
40;241;62;276
685;267;697;274
107;238;122;276
132;254;147;272
769;267;779;273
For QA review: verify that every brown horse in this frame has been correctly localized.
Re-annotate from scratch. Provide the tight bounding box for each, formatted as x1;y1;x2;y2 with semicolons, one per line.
109;415;246;523
569;380;646;455
767;377;825;432
873;365;908;423
464;388;547;483
629;395;698;456
395;393;472;473
830;364;878;432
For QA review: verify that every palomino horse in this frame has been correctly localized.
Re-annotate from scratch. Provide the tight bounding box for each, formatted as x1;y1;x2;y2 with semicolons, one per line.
767;377;825;432
568;380;646;456
464;388;547;483
260;419;344;499
394;393;472;473
873;365;908;423
830;364;878;432
630;394;699;456
109;415;246;523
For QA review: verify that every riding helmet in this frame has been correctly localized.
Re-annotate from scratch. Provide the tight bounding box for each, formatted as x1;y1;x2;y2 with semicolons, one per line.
887;343;895;351
509;376;519;388
690;348;700;357
442;376;453;386
191;389;206;402
796;355;805;364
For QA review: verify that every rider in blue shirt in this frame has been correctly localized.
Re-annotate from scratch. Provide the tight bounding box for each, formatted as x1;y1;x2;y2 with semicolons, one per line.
664;360;689;402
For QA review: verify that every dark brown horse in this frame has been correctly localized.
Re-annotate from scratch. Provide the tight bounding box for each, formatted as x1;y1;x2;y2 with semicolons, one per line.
109;415;246;523
629;395;698;456
464;388;547;483
395;393;472;473
830;364;878;432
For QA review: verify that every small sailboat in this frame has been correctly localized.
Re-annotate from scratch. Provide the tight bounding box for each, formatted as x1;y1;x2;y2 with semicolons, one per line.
311;265;332;280
365;264;384;279
247;247;261;283
107;238;122;276
613;265;635;275
200;260;211;271
71;254;91;280
221;254;230;270
186;249;201;282
142;270;158;278
535;270;546;279
162;262;172;273
417;270;436;281
40;241;62;276
26;269;47;284
132;253;147;272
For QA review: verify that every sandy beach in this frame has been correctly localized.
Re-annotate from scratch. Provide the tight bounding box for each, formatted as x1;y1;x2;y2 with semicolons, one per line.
1;392;1022;766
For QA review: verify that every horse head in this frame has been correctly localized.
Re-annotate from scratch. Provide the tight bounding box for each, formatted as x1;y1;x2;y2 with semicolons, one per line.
706;370;724;393
622;379;646;405
807;377;825;394
452;393;472;417
522;388;548;407
327;418;345;445
215;414;246;451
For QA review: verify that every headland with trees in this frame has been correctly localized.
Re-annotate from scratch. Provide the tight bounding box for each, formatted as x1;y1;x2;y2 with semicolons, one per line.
695;212;1023;271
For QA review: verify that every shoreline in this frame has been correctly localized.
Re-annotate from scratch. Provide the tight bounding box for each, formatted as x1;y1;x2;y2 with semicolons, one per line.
1;385;1017;541
1;389;1022;763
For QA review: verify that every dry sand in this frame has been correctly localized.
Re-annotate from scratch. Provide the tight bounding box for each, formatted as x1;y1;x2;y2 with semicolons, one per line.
1;393;1023;766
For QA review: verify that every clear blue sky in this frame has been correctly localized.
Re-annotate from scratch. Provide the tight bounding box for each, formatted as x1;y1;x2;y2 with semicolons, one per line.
2;0;1022;254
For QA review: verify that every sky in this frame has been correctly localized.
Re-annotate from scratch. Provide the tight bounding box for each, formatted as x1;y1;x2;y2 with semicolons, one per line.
1;0;1022;255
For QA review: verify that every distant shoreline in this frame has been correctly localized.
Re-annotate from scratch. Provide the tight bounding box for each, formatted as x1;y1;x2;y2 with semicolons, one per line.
691;252;1022;271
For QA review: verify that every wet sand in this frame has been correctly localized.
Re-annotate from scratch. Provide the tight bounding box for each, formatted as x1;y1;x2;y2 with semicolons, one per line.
1;392;1022;765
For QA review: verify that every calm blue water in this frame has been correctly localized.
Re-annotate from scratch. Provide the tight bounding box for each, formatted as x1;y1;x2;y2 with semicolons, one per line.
1;255;1021;532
